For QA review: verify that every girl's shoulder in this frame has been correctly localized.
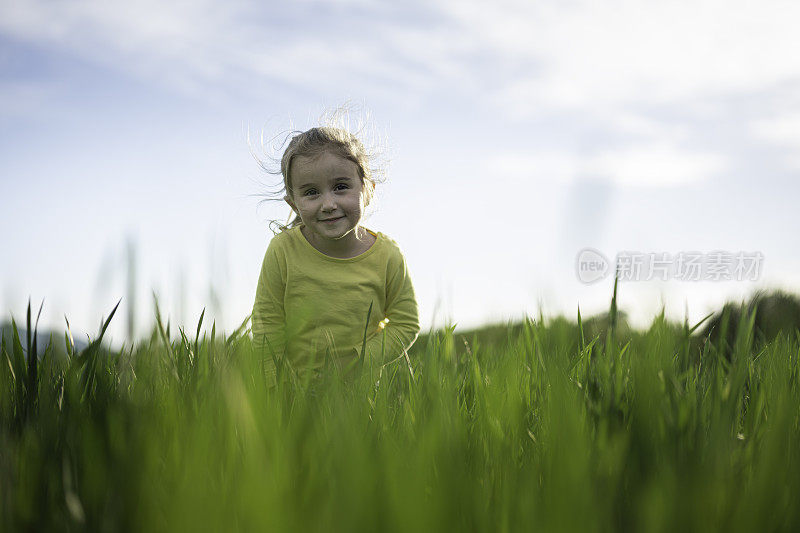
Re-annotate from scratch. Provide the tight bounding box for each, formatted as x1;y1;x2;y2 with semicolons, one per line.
262;227;296;261
370;230;411;263
270;226;300;246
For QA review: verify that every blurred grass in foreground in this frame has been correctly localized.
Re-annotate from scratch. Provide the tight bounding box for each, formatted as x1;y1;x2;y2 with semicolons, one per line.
2;286;800;532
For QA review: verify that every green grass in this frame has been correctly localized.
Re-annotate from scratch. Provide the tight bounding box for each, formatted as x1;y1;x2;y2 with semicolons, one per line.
2;288;800;532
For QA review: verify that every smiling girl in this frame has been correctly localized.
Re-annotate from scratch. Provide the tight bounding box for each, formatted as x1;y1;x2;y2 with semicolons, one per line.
252;125;420;384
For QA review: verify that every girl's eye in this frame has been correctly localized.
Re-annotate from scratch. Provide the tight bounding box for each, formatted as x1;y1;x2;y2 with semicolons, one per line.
302;183;348;196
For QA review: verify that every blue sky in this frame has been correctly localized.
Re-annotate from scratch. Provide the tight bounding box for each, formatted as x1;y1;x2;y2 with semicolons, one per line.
2;0;799;345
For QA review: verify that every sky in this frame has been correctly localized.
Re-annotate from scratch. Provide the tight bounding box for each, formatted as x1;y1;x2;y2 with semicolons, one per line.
2;0;800;346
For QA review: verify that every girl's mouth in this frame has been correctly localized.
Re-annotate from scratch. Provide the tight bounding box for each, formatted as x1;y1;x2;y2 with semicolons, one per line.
321;216;344;224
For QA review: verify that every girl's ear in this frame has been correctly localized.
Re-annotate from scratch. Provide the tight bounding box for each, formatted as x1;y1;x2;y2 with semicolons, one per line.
361;180;373;208
284;194;298;215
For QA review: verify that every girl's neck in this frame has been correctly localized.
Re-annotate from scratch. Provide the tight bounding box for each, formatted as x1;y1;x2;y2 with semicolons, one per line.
300;225;375;259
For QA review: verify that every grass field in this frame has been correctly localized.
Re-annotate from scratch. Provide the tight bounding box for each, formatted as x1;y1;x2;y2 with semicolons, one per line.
2;285;799;532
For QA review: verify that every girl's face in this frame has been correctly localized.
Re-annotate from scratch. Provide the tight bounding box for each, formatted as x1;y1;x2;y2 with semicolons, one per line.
284;151;367;251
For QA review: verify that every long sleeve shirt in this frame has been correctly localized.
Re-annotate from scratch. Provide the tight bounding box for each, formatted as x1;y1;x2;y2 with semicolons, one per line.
252;225;420;383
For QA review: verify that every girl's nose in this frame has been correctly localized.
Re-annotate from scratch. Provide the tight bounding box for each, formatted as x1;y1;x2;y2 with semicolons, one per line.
321;194;337;211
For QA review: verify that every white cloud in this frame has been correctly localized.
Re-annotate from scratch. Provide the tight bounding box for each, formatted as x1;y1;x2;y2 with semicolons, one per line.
486;143;726;187
488;152;579;184
0;0;258;98
1;0;797;176
4;0;800;116
0;0;458;101
752;113;800;171
589;143;726;187
752;113;800;148
436;0;800;115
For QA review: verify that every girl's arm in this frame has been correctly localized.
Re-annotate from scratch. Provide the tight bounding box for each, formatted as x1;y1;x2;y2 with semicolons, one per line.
363;248;420;363
252;239;287;384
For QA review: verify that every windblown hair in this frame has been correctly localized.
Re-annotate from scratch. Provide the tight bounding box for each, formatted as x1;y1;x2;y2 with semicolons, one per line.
251;104;388;234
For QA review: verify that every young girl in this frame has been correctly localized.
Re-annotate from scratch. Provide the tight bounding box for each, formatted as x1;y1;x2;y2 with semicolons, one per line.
252;126;420;384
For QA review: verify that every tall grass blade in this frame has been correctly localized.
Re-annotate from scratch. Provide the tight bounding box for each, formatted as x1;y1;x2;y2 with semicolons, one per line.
64;315;76;360
153;292;174;357
25;299;31;369
226;313;252;346
359;300;374;364
10;318;26;416
25;299;45;419
689;312;714;335
194;307;205;356
3;333;15;384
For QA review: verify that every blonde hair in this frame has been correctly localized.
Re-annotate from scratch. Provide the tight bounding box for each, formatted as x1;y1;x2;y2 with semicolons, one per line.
251;104;388;234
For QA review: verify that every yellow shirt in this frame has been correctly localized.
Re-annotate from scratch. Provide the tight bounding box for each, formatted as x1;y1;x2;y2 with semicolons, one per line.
252;225;420;381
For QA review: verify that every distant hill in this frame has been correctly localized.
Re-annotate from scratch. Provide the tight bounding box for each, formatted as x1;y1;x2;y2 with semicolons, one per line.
696;290;800;358
414;290;800;361
1;322;90;358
